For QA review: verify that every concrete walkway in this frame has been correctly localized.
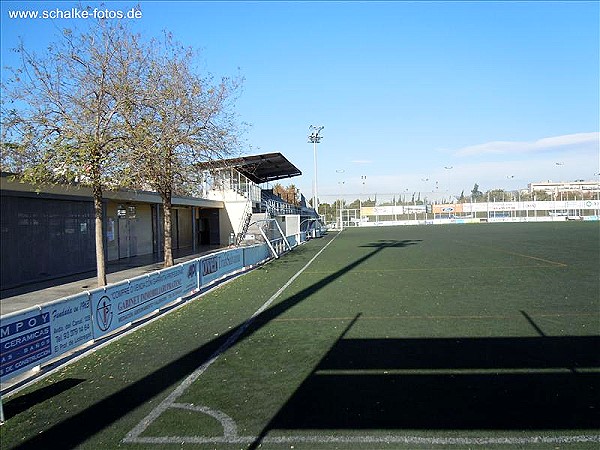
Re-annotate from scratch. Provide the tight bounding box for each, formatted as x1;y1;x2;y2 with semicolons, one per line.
0;246;223;316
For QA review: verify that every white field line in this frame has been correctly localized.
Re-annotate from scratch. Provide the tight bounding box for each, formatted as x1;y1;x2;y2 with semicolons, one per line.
171;403;238;440
127;433;600;446
123;232;342;443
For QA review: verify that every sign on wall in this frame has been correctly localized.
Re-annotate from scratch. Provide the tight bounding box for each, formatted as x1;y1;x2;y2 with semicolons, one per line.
89;265;186;338
1;309;52;381
243;244;271;267
200;248;243;286
180;260;199;296
46;294;93;358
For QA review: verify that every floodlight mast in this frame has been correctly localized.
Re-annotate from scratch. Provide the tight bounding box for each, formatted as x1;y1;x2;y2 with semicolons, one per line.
308;125;324;215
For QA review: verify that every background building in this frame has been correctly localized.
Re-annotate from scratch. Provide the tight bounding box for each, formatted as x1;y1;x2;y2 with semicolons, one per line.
528;180;600;196
0;153;310;291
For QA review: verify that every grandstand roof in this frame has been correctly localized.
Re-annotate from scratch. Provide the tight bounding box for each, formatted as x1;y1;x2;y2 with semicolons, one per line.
204;152;302;184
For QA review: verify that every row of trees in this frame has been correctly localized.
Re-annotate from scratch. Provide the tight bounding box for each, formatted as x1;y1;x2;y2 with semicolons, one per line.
464;183;594;202
1;16;243;287
310;182;595;213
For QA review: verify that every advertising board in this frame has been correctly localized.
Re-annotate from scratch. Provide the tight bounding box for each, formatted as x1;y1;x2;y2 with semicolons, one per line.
89;265;186;338
243;244;271;267
1;309;52;381
200;248;243;286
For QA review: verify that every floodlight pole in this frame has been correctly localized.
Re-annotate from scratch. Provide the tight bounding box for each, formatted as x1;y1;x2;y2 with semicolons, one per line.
338;180;345;230
308;125;324;215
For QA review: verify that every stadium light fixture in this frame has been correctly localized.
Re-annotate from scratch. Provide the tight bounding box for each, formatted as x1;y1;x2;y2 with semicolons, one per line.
338;180;345;230
308;125;324;214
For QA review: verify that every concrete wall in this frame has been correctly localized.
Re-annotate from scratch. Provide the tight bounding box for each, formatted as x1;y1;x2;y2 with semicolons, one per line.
207;188;251;246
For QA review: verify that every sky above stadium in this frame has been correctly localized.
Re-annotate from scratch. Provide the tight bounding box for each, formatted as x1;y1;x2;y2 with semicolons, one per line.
2;1;599;202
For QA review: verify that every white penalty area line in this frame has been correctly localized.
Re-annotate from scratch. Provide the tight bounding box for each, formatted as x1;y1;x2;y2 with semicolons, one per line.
123;231;342;443
127;433;600;446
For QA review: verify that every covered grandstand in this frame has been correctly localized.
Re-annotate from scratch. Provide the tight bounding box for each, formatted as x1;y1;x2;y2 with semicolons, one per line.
199;152;322;245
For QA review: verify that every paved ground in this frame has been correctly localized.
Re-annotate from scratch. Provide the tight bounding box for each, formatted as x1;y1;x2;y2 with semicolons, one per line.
0;246;223;316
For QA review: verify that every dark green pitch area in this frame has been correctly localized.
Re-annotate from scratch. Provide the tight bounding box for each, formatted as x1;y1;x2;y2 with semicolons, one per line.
2;222;599;449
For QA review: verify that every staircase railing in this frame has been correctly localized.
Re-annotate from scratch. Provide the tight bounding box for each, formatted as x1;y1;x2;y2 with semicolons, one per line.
236;200;253;245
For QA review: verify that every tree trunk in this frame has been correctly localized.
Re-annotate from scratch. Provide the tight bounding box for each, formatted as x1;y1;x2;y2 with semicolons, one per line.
162;193;174;267
93;183;107;287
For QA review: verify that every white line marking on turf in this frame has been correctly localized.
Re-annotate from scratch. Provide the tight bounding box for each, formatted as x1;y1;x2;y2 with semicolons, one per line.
127;433;600;446
123;232;341;443
171;403;238;439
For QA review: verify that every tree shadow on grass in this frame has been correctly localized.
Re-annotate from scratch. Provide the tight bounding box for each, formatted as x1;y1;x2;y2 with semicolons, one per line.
361;239;422;249
3;378;86;420
9;239;418;449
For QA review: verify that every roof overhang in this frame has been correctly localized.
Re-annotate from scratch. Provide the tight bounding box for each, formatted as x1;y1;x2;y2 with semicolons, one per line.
201;152;302;184
0;174;224;209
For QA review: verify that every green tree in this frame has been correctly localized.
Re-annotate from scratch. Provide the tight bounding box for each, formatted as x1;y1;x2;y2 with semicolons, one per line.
531;191;552;201
362;197;376;207
471;183;484;201
486;189;508;201
347;199;361;209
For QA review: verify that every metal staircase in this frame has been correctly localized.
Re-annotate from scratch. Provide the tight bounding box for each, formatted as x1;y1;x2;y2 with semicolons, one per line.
235;200;253;245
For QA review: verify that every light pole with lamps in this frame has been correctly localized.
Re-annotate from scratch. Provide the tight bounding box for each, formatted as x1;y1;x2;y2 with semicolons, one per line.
337;180;345;230
360;175;367;221
308;125;324;215
336;169;345;227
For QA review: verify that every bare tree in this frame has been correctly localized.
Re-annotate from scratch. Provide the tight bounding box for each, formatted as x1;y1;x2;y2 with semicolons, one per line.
123;33;243;267
1;17;144;287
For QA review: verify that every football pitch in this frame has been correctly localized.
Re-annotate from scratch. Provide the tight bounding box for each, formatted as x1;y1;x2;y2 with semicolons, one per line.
2;222;599;449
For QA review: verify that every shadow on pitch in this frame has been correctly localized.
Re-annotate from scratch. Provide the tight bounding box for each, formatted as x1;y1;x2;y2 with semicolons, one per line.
3;378;86;420
9;237;418;449
259;335;600;434
361;239;422;249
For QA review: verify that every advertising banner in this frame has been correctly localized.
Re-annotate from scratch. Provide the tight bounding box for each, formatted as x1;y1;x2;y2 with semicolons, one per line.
243;244;271;267
90;265;185;338
1;309;52;381
46;293;93;359
488;202;518;211
200;248;243;286
433;204;463;214
179;260;199;297
372;206;404;216
360;206;374;217
404;205;426;213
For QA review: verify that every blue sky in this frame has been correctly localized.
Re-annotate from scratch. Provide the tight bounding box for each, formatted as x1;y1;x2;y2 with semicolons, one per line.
2;1;599;202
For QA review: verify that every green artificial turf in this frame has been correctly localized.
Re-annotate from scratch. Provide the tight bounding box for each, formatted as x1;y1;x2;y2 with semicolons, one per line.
1;222;599;449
